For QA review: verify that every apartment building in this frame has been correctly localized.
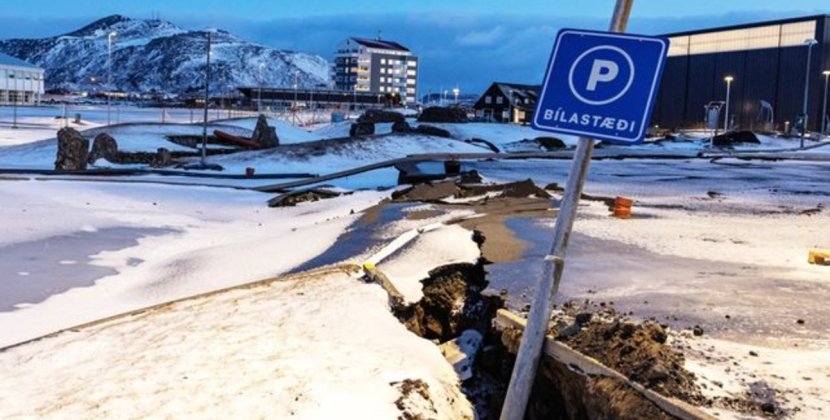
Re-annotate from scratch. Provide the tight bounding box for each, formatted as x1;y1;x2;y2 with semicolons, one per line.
0;52;45;105
333;36;419;105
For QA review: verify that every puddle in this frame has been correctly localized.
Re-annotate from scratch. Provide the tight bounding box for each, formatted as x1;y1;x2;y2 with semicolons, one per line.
0;227;171;312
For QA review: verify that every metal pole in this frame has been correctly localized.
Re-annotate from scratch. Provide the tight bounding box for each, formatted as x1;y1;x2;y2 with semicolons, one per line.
801;40;815;148
822;71;829;135
201;31;211;165
498;1;632;419
107;32;115;126
724;80;731;132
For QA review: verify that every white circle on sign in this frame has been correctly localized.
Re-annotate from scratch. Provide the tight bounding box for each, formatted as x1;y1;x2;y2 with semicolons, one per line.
568;45;635;106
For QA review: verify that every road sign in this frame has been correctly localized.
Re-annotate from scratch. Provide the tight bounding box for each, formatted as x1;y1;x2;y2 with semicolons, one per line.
532;29;668;144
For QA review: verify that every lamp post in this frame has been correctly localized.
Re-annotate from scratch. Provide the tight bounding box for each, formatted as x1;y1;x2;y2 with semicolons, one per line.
11;72;18;129
723;76;733;132
107;31;117;126
258;62;264;112
452;87;460;105
822;70;830;135
801;38;818;148
201;31;212;165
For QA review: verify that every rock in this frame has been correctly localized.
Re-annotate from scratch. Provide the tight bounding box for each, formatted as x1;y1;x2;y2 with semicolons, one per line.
152;148;172;168
417;106;468;123
760;402;776;414
575;312;593;325
391;120;412;133
88;132;119;164
749;350;759;357
55;127;89;171
649;324;668;344
535;136;567;150
692;325;704;336
357;109;405;124
796;319;805;325
349;122;375;137
414;124;451;138
251;114;279;148
711;130;761;147
439;329;483;381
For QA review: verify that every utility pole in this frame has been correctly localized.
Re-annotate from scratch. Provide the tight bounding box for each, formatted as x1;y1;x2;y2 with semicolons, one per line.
498;1;633;419
107;31;117;126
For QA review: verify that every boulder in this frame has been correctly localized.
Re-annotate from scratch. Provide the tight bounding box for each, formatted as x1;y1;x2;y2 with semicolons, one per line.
417;106;468;123
152;148;173;168
357;109;405;124
711;130;760;147
535;136;567;150
55;127;89;171
391;121;412;133
88;133;119;164
415;124;451;138
251;114;279;148
349;122;375;137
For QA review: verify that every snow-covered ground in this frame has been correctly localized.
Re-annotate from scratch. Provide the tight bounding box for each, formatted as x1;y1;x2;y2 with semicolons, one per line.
0;179;387;347
0;266;472;419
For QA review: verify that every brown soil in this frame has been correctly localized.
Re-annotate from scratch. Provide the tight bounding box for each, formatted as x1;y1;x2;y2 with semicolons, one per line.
396;262;502;343
551;303;705;405
392;378;436;420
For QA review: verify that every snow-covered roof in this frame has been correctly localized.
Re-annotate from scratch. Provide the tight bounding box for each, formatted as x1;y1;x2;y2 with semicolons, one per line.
0;52;41;70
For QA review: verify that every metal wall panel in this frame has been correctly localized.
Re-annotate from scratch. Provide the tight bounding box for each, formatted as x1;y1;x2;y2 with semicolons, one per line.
651;16;829;132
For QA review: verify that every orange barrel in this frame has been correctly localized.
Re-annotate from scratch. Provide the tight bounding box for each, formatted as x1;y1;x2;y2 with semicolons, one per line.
613;196;633;219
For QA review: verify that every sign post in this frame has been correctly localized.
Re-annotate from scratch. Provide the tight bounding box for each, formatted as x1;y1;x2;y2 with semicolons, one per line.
499;1;669;419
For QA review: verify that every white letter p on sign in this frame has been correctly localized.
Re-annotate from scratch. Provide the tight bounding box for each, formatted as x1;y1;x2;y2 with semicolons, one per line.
586;59;618;91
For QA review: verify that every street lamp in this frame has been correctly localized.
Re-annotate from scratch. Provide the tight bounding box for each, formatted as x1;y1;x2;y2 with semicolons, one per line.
822;70;830;135
723;76;733;132
800;38;818;148
258;62;264;112
452;87;460;105
107;31;117;126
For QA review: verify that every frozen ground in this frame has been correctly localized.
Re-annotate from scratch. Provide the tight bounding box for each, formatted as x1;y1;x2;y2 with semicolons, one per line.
468;158;830;418
0;179;387;347
1;113;829;417
0;268;472;419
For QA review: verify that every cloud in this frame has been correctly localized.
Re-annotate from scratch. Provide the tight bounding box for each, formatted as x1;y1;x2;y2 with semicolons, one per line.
455;25;506;46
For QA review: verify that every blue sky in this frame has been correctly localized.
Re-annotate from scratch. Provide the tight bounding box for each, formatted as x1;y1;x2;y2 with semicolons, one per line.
0;1;826;94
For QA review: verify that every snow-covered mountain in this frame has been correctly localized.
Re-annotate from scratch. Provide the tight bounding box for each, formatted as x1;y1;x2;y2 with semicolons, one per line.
0;15;330;95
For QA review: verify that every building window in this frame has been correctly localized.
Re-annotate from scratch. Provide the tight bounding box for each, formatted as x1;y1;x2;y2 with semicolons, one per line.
485;96;492;104
669;20;817;57
381;58;386;64
496;96;503;104
407;60;417;67
381;68;386;74
380;86;386;92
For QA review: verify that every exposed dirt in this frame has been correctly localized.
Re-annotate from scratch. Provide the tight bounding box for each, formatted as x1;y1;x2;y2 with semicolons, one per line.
392;378;437;420
396;262;502;343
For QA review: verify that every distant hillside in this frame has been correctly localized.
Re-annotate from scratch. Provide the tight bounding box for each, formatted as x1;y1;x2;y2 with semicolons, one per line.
0;15;330;95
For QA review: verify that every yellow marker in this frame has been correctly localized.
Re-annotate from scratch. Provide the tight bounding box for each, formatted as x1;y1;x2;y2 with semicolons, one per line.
808;249;829;265
362;262;376;271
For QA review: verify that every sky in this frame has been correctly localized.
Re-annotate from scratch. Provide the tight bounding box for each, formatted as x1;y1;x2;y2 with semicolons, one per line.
0;1;826;95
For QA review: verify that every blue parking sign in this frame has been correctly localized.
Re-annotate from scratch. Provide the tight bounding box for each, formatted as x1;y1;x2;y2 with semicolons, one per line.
532;29;669;144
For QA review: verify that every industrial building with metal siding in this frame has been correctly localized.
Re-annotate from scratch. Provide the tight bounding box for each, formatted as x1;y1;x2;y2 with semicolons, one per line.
651;15;830;132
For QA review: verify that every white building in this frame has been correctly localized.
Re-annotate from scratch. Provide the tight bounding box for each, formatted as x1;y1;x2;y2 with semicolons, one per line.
0;52;45;105
333;37;419;105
